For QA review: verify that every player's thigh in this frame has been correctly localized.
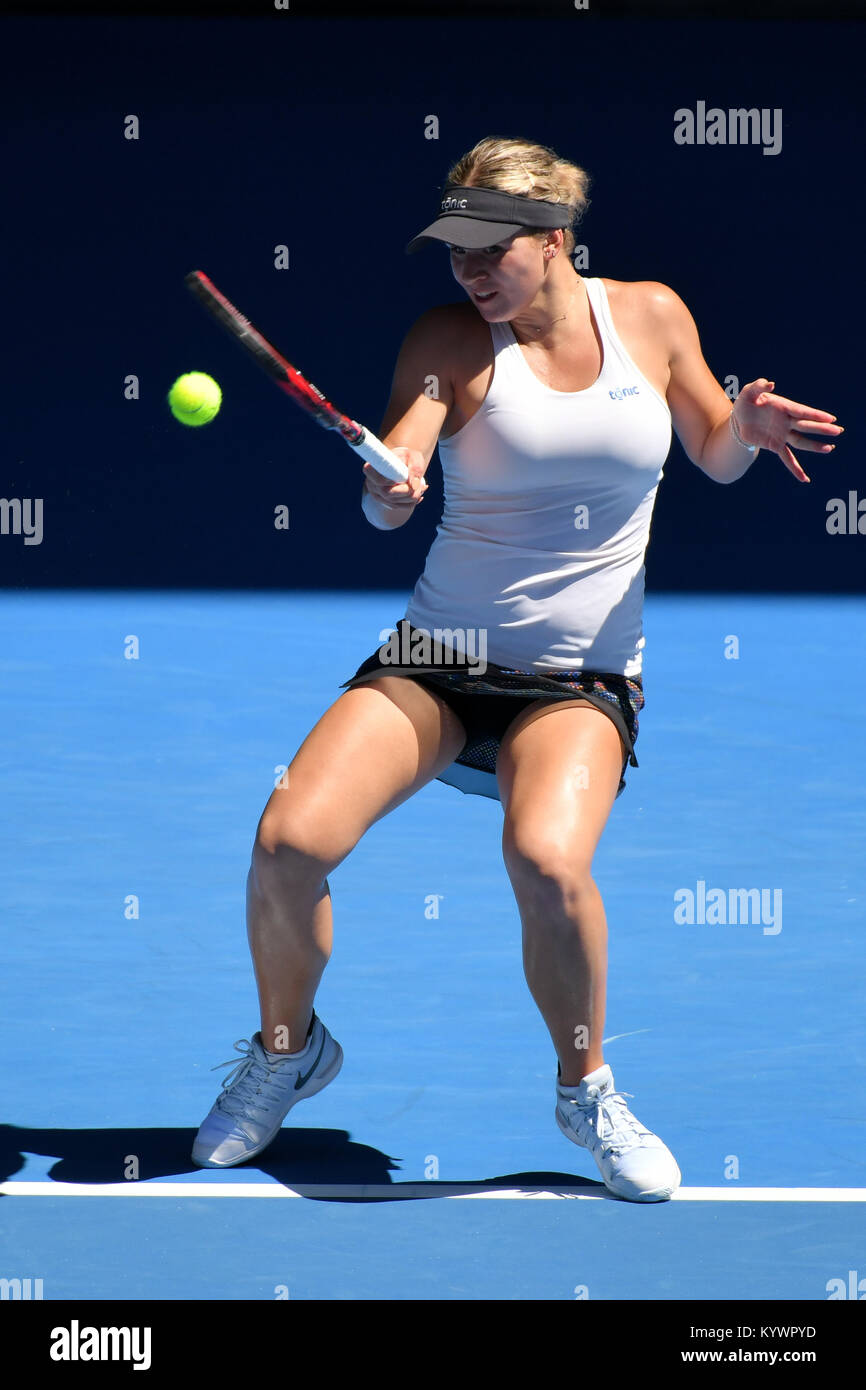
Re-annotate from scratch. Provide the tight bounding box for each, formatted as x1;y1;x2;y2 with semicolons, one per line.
257;676;467;867
497;699;625;880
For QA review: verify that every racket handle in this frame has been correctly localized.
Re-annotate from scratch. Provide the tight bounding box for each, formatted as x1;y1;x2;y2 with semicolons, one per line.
347;427;409;482
361;488;405;530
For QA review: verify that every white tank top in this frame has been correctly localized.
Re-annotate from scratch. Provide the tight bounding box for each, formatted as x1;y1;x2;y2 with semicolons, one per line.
403;276;672;677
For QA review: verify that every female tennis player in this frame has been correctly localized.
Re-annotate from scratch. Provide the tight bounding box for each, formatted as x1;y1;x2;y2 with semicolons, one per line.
192;137;842;1200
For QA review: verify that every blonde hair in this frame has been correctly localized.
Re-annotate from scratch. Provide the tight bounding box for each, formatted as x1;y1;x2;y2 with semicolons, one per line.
445;136;591;256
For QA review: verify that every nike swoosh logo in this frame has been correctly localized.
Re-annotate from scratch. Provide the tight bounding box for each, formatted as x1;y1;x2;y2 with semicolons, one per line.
295;1031;326;1089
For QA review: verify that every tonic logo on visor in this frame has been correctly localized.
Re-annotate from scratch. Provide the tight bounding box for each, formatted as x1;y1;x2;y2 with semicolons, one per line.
441;196;469;211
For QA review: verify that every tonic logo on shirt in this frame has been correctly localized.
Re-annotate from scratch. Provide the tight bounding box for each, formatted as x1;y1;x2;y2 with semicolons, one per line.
609;385;641;401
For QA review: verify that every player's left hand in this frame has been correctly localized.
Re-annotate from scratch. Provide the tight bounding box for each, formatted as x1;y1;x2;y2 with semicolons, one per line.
732;379;844;482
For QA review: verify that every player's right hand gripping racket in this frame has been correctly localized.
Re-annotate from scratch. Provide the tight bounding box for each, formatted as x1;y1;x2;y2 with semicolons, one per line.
185;271;409;485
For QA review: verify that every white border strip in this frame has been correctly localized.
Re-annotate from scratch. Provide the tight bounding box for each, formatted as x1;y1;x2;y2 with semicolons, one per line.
2;1182;865;1202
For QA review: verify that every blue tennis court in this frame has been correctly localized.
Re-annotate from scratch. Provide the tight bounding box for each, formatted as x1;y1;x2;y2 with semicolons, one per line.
2;588;864;1301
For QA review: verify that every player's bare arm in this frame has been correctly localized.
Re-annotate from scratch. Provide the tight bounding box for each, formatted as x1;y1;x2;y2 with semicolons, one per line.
361;305;459;526
647;282;842;485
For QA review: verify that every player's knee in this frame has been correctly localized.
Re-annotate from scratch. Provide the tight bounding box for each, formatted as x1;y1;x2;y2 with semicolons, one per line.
253;808;344;883
502;825;594;904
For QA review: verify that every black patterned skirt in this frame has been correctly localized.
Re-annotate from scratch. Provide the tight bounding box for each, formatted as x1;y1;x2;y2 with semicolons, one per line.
339;620;644;803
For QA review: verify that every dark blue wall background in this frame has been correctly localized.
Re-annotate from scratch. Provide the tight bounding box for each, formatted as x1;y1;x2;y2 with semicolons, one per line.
3;14;864;591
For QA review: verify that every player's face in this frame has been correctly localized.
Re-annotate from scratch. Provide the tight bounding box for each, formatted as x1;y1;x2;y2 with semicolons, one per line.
448;230;545;319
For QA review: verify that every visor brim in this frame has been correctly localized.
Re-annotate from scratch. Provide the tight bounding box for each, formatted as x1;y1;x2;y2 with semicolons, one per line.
405;217;525;255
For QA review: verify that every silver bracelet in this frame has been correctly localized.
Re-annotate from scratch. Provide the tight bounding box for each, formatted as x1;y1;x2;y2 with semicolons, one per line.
730;408;758;453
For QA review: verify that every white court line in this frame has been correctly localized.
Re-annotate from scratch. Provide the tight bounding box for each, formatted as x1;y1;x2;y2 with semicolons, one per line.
2;1182;865;1202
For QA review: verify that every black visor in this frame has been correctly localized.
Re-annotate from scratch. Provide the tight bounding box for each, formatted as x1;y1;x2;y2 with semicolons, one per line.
406;185;574;254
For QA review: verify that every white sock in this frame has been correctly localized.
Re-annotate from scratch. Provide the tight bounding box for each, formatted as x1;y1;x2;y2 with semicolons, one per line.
558;1064;609;1095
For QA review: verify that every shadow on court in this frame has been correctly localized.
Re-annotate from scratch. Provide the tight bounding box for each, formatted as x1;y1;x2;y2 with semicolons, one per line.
0;1124;607;1201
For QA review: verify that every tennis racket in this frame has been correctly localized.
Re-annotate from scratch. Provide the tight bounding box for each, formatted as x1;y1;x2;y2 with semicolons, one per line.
184;270;409;484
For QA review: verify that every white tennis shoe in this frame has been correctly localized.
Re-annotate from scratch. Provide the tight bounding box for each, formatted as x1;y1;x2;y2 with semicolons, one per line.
192;1014;343;1169
556;1063;681;1202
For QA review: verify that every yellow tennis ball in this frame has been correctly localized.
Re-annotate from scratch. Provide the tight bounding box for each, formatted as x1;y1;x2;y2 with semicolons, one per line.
168;372;222;426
